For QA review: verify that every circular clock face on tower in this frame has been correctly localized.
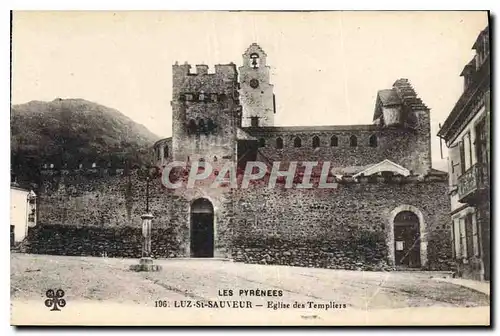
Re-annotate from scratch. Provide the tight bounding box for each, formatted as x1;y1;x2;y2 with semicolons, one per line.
250;79;260;89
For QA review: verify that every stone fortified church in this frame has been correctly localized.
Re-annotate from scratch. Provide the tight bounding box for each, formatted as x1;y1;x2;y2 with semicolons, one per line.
35;44;452;271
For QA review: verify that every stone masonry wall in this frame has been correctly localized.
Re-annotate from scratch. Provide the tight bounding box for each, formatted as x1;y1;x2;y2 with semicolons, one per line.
230;178;452;271
32;169;188;257
245;125;430;175
30;168;451;271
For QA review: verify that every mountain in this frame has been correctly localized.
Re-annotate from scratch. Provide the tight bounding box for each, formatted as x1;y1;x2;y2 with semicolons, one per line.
11;98;161;186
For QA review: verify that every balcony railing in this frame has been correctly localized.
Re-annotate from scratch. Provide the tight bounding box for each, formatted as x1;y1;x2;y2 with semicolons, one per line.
457;162;489;203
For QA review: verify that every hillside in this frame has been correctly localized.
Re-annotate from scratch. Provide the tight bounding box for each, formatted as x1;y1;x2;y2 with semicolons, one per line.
11;98;161;186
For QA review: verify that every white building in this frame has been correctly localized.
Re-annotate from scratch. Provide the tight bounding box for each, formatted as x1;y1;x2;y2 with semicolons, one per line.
10;185;37;246
437;27;490;281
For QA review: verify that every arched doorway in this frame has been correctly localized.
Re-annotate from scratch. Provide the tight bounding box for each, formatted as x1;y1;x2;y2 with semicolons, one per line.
190;198;214;258
393;211;421;267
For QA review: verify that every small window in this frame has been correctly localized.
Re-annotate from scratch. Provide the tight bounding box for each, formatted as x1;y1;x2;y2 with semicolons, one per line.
330;135;338;147
350;135;358;147
250;116;259;127
198;119;206;134
276;137;284;149
211;94;218;102
294;137;302;148
187;119;197;135
164;145;169;159
258;138;266;148
207;118;217;134
369;134;378;147
312;136;320;148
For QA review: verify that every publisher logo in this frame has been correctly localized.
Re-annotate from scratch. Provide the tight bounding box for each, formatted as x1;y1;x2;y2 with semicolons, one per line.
44;289;66;311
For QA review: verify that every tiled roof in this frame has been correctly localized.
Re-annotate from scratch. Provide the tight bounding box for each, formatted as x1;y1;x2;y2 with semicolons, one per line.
472;26;489;49
377;89;402;107
460;58;476;76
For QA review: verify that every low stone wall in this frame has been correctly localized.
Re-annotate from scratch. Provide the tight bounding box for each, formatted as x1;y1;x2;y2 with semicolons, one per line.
24;224;182;258
231;233;392;271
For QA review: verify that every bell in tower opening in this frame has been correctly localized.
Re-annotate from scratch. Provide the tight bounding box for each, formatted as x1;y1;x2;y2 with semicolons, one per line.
250;53;260;69
239;43;275;127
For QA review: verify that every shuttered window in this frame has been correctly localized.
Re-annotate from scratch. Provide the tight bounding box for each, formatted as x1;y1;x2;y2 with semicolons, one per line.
449;144;462;187
465;213;474;259
463;132;473;171
472;212;480;257
453;219;461;259
460;217;467;260
459;140;466;174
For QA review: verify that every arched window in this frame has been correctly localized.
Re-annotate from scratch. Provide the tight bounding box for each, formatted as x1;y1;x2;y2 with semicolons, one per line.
164;145;169;159
330;135;338;147
312;136;320;148
369;134;378;147
187;119;197;135
350;135;358;147
207;118;216;134
276;137;284;149
198;91;205;102
198;119;206;134
294;137;302;148
258;138;266;148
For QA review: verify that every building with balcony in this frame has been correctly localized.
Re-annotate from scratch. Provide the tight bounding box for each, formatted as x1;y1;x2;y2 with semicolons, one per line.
438;26;490;281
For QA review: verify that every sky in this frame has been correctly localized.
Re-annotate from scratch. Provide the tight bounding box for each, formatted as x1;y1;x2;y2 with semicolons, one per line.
11;11;489;170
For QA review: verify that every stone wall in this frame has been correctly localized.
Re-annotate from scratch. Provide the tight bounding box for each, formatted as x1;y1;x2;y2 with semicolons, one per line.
230;178;452;271
30;167;452;271
24;225;182;258
244;125;431;175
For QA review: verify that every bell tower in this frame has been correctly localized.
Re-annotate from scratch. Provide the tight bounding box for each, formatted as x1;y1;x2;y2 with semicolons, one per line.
239;43;275;127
